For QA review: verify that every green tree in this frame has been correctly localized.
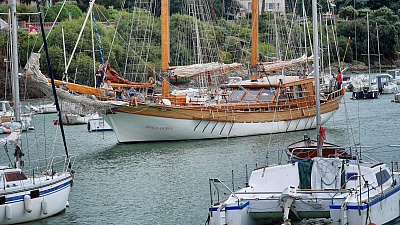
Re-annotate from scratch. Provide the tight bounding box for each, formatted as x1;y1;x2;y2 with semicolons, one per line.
64;3;83;20
371;6;399;23
16;4;35;22
46;3;68;22
367;0;392;10
96;0;124;9
339;6;358;20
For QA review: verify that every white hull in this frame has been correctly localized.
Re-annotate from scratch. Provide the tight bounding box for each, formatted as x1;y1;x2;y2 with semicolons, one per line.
102;111;336;143
1;114;33;133
0;100;34;132
379;86;398;94
61;113;99;125
208;158;400;225
87;118;113;132
0;172;73;224
29;103;57;114
330;178;400;225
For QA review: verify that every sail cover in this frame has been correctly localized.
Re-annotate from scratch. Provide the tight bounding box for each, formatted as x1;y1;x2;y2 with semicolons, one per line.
261;54;314;73
170;62;244;78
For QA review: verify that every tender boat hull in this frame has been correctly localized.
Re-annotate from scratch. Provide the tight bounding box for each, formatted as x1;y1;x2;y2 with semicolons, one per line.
87;118;113;132
352;90;379;99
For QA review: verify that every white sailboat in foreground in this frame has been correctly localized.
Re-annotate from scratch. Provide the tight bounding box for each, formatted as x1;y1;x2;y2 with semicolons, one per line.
0;1;76;223
207;1;400;224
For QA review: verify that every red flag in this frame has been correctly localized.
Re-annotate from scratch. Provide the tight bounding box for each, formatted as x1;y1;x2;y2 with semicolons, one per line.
319;126;326;141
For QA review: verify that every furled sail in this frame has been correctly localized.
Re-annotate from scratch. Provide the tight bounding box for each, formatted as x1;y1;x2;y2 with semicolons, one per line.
261;54;314;73
24;53;114;111
170;62;245;78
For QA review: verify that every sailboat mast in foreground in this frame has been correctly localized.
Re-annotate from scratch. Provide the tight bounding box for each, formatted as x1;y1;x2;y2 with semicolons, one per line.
0;1;77;223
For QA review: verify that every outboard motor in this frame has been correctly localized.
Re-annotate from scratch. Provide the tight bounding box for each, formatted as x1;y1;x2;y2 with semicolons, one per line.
347;83;354;92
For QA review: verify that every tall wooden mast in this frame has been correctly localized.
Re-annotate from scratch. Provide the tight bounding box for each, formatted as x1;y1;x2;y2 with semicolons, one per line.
251;0;259;78
161;0;170;97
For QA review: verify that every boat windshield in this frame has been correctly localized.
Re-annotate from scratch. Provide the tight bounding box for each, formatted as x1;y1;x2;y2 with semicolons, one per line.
4;171;28;182
242;89;261;101
230;89;245;101
258;88;275;101
376;169;391;186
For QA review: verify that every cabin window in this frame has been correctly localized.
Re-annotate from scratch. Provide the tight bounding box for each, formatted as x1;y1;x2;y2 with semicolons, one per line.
269;3;274;9
376;169;391;186
293;85;304;98
30;190;39;199
346;172;358;181
258;88;275;101
5;172;27;182
224;88;233;96
230;90;245;101
242;89;260;101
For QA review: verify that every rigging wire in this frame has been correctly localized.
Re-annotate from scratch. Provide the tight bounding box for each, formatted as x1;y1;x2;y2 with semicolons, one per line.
36;1;70;162
106;0;127;62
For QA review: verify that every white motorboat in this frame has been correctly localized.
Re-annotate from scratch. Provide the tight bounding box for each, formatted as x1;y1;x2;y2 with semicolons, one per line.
0;100;33;132
27;102;57;114
54;113;100;126
87;117;113;132
60;113;98;125
330;161;400;225
386;69;400;84
371;73;399;94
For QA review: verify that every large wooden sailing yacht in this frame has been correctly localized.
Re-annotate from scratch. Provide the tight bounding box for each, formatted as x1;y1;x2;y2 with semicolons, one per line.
96;0;343;143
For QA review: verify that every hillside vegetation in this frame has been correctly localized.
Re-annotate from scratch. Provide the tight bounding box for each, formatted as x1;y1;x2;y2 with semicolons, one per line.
0;1;399;89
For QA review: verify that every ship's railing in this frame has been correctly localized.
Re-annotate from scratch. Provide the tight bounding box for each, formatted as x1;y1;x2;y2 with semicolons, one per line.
48;154;78;173
23;154;78;179
324;88;343;101
209;178;238;206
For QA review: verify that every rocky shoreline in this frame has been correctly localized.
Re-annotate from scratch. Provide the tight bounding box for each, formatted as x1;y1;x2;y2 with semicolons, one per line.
340;60;399;74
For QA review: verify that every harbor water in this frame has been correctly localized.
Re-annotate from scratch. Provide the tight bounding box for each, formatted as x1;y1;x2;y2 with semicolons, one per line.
3;92;400;225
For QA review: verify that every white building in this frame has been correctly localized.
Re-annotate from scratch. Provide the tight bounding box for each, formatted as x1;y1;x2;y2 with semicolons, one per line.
239;0;285;14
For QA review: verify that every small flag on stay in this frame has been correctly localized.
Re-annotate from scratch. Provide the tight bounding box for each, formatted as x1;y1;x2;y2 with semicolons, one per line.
28;25;39;35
